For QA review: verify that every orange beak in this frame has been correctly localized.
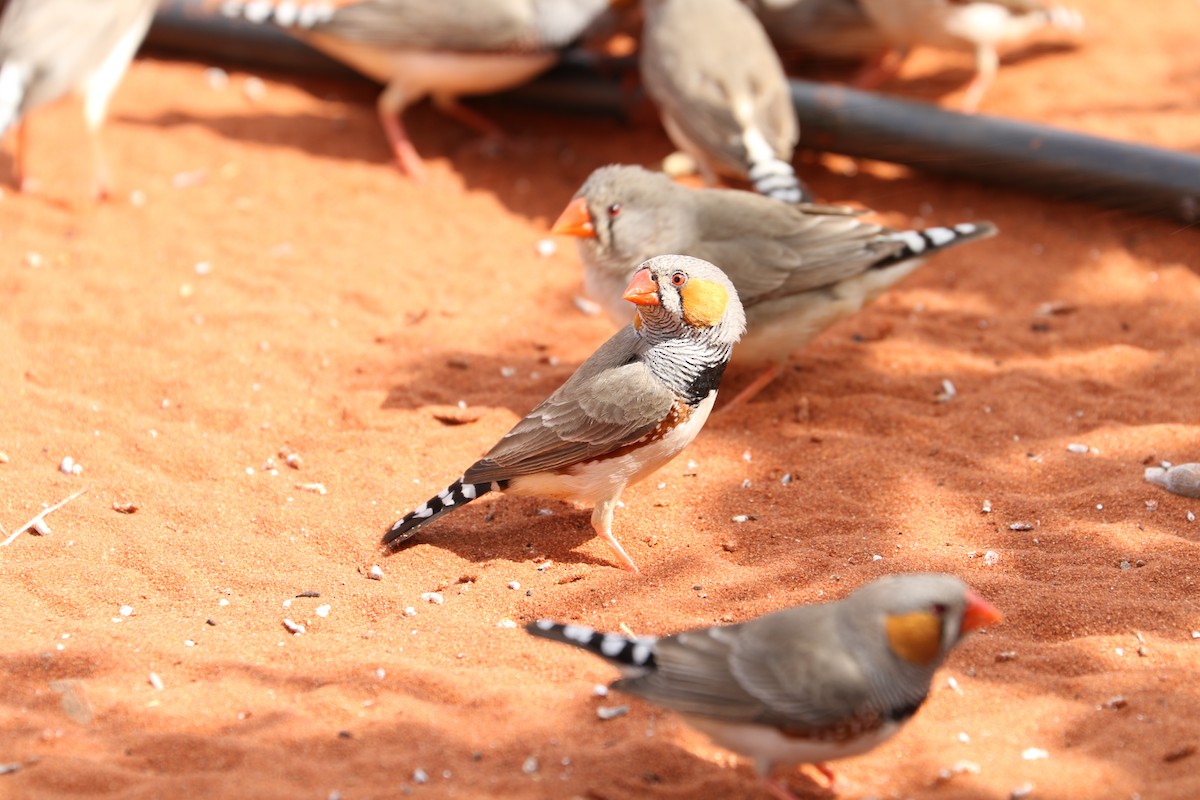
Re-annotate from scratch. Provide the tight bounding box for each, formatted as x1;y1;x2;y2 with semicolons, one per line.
551;197;596;238
960;590;1003;633
622;268;660;306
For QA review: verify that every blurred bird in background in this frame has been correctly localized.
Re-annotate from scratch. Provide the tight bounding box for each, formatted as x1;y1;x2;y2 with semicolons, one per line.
745;0;890;63
854;0;1084;111
219;0;618;180
640;0;811;202
0;0;159;198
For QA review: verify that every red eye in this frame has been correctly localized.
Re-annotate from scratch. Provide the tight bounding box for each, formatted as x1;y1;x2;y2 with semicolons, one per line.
932;603;948;616
607;203;621;217
670;272;686;287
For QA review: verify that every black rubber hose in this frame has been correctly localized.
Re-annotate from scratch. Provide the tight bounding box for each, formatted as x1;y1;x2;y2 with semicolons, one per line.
790;80;1200;225
145;2;1200;224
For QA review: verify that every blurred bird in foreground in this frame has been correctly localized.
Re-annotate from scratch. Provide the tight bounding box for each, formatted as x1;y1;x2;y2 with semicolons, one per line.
220;0;616;180
745;0;890;63
528;573;1003;799
553;165;997;407
854;0;1084;112
639;0;810;202
0;0;158;198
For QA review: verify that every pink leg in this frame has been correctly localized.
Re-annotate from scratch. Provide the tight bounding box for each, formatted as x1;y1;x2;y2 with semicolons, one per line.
88;124;112;201
813;762;837;787
852;47;909;91
431;94;504;140
959;45;999;113
376;83;427;181
14;119;35;193
719;362;783;413
763;777;801;800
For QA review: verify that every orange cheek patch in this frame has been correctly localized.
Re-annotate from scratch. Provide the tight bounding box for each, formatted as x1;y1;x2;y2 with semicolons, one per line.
680;279;729;328
885;611;943;666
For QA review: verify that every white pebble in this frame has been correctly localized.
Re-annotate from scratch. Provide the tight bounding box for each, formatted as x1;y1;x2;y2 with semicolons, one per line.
507;581;521;590
572;295;602;316
24;251;43;268
982;499;992;513
194;261;212;276
597;705;629;720
731;514;750;523
780;473;792;485
242;76;267;102
957;731;970;743
1022;747;1049;760
497;619;517;629
536;508;554;516
404;607;417;617
184;640;195;647
119;605;133;617
204;67;229;90
59;456;76;475
872;554;883;561
315;605;331;618
535;238;557;257
282;618;305;635
937;379;957;402
218;598;230;607
412;768;428;784
1011;783;1035;799
536;561;552;571
295;482;327;495
1066;443;1089;454
983;550;1000;566
375;668;386;680
148;672;164;691
368;565;384;581
421;592;444;605
1144;463;1200;499
522;756;539;775
500;366;518;378
592;684;609;697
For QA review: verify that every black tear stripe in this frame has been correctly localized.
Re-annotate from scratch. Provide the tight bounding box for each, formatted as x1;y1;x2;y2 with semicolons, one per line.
683;359;729;406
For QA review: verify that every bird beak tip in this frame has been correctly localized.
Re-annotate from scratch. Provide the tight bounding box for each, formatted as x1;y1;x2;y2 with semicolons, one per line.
622;268;660;306
551;197;596;238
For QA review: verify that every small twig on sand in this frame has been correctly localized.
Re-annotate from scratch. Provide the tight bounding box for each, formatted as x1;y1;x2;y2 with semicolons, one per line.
0;488;89;547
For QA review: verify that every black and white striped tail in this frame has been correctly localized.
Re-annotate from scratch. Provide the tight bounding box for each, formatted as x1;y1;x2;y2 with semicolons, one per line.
526;620;658;677
219;0;337;28
873;221;998;270
381;478;497;550
747;157;812;204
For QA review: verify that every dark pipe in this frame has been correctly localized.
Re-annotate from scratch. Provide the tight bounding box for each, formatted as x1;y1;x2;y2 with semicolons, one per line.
145;3;1200;225
790;80;1200;224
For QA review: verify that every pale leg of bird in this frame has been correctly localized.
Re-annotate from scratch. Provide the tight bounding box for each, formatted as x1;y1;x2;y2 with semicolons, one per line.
591;491;639;573
13;119;34;193
762;777;801;800
718;361;783;413
377;82;428;181
852;46;910;90
86;121;112;201
430;93;505;140
960;44;999;113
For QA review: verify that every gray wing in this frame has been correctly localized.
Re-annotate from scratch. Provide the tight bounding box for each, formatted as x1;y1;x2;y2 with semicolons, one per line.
615;625;767;721
463;326;675;483
616;607;871;728
0;0;157;118
688;195;906;304
305;0;604;51
641;0;796;171
727;609;873;729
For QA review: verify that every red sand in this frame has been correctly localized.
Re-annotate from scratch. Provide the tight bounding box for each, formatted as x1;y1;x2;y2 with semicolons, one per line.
1;1;1198;797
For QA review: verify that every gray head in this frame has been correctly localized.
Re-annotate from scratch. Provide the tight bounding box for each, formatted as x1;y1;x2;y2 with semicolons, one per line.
622;254;746;349
838;573;1002;708
553;165;695;276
